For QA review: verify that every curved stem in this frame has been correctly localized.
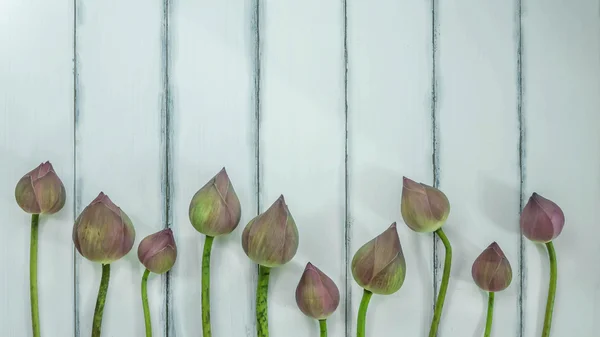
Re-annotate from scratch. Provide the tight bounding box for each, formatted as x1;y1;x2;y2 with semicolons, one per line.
256;265;271;337
429;228;452;337
202;235;214;337
356;289;372;337
92;263;111;337
319;319;327;337
30;214;40;337
542;241;557;337
141;269;152;337
484;292;495;337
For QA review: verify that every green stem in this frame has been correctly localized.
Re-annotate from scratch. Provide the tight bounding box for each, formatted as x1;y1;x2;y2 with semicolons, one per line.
357;289;372;337
319;319;327;337
256;265;271;337
30;214;40;337
141;269;152;337
484;292;495;337
429;228;452;337
92;263;111;337
202;235;214;337
542;241;557;337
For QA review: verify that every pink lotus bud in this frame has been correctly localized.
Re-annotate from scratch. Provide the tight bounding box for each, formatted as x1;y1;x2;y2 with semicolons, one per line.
351;223;406;295
138;228;177;274
471;242;512;292
15;161;66;215
241;195;299;267
295;262;340;320
72;192;136;264
520;193;565;243
189;168;242;236
401;177;450;233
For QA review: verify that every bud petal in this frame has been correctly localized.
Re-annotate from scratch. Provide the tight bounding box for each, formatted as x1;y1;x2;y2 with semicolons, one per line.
15;161;66;215
241;195;299;267
73;192;136;264
138;228;177;274
471;242;512;292
520;193;565;243
189;168;242;236
401;177;450;233
351;223;406;295
295;262;340;320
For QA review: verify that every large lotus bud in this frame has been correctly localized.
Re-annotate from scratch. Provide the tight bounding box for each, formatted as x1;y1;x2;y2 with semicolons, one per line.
351;223;406;295
15;161;66;215
189;168;242;237
73;192;136;264
401;177;450;233
241;195;299;267
295;262;340;320
138;228;177;274
471;242;512;292
520;193;565;243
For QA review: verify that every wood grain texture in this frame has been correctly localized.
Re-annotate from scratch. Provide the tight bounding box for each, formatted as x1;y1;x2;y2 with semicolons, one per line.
74;0;165;336
169;2;258;336
259;1;346;336
522;0;600;335
436;0;521;335
347;0;435;335
0;1;74;335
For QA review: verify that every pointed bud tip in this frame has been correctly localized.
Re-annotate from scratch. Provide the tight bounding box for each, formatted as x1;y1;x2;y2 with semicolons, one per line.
389;222;397;229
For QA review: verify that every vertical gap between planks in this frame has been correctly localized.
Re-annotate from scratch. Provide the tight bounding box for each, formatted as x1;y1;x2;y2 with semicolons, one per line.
516;0;525;335
72;0;80;335
252;0;262;334
343;0;352;336
161;0;174;336
430;0;441;313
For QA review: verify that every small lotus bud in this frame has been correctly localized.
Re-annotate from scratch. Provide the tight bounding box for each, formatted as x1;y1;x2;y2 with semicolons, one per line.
520;193;565;243
351;222;406;295
189;168;242;237
401;177;450;233
15;161;66;215
138;228;177;274
241;195;299;267
471;242;512;292
295;262;340;320
73;192;136;264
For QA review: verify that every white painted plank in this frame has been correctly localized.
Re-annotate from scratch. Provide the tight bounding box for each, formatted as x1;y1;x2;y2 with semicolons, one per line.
260;1;346;336
437;0;520;335
169;2;257;336
522;0;600;336
0;1;74;335
74;1;165;336
347;0;434;335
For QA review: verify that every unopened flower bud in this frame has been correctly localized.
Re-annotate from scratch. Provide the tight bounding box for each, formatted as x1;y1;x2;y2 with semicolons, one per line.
295;262;340;320
520;193;565;243
189;168;242;236
138;228;177;274
351;222;406;295
471;242;512;292
73;192;136;264
242;195;299;267
401;177;450;233
15;161;66;215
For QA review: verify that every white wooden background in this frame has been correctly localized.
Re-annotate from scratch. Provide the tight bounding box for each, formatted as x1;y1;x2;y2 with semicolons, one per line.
1;0;599;336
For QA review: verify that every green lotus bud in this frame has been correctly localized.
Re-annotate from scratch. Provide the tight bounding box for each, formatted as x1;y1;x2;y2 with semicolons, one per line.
295;262;340;320
401;176;450;233
241;195;299;267
15;161;66;215
471;242;512;292
138;228;177;274
351;222;406;295
72;192;136;264
189;167;242;236
520;193;565;243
